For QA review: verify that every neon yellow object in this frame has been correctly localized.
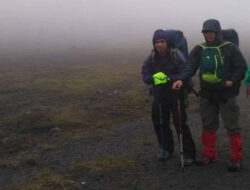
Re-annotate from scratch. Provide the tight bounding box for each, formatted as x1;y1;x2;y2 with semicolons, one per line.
199;42;230;83
153;72;168;85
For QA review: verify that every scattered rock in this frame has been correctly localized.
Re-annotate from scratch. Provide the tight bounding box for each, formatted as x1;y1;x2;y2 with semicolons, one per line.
1;137;9;144
97;89;103;94
108;89;120;96
81;181;87;185
63;141;69;146
50;127;61;132
1;136;17;144
113;90;119;94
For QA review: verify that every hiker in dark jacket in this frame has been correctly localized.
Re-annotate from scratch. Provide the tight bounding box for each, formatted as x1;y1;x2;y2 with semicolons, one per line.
190;19;247;171
142;29;196;166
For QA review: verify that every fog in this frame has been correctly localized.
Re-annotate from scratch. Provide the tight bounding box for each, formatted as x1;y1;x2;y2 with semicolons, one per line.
0;0;249;60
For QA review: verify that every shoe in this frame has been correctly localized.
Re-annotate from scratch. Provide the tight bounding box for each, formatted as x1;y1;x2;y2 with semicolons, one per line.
158;151;172;162
183;157;194;166
228;161;241;172
195;155;218;166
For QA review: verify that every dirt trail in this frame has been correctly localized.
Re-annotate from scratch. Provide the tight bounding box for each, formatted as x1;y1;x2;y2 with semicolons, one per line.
78;88;250;190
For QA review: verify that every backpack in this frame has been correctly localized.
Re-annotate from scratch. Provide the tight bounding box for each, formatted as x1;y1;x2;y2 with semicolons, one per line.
199;41;230;83
164;30;195;95
164;30;189;62
199;28;239;84
244;65;250;87
222;29;239;47
245;65;250;97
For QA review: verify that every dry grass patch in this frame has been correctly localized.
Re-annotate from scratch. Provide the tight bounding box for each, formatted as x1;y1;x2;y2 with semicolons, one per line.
1;135;35;154
0;150;40;169
11;170;78;190
134;137;154;146
48;106;88;128
71;156;139;174
39;143;58;151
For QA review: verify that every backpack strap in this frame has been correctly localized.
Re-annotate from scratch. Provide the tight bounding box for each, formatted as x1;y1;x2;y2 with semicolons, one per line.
198;41;231;64
199;43;207;50
170;48;186;69
199;41;231;49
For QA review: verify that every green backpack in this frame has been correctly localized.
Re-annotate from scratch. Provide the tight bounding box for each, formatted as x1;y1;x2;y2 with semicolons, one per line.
199;41;230;83
244;65;250;87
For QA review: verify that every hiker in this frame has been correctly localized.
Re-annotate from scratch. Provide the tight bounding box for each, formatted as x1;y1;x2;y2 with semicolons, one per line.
190;19;247;171
141;29;196;166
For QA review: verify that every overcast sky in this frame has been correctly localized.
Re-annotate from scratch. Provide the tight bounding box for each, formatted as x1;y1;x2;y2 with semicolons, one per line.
0;0;249;56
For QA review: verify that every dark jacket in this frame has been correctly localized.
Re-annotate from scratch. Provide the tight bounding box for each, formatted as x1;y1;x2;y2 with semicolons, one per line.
190;19;247;101
142;49;191;103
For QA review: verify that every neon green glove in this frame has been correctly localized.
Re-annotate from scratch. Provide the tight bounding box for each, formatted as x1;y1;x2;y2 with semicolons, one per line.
153;72;168;85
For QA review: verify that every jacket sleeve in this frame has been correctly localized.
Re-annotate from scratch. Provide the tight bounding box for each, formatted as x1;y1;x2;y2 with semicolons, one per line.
141;55;154;85
229;44;247;84
189;45;202;76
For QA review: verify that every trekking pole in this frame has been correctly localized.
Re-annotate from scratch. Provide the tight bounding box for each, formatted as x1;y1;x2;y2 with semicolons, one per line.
191;87;199;98
159;103;166;165
177;99;184;171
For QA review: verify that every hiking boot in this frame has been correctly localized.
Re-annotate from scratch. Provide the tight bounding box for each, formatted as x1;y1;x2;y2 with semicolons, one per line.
158;151;172;162
228;161;241;172
195;155;218;166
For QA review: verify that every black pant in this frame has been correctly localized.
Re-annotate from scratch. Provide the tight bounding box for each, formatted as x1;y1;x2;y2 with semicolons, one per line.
151;94;196;159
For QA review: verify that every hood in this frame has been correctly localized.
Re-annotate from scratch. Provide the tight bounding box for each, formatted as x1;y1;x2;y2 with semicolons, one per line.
202;19;223;45
152;29;167;45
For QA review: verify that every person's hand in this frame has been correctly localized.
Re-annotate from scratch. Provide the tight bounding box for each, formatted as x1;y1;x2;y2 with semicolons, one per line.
172;80;183;90
225;80;233;88
153;72;168;85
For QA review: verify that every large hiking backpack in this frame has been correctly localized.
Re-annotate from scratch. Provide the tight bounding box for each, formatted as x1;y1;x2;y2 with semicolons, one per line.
222;29;239;47
199;28;239;84
164;30;194;93
164;30;189;62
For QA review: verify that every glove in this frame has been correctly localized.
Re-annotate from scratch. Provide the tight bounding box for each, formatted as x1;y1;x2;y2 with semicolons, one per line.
153;72;168;85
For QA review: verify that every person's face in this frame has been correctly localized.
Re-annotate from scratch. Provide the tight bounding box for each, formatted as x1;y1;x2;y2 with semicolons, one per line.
203;31;216;43
154;39;167;54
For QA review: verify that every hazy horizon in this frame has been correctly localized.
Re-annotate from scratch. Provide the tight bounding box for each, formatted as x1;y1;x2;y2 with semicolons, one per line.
0;0;249;61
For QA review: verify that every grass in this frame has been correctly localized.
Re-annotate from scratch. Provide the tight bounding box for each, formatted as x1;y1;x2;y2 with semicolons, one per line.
0;150;40;169
134;137;154;146
0;57;150;189
70;155;139;174
11;170;79;190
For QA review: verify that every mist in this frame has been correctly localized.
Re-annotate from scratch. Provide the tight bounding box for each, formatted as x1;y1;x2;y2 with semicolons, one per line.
0;0;249;61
